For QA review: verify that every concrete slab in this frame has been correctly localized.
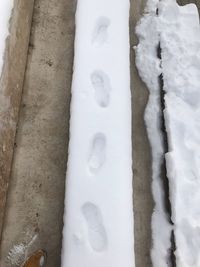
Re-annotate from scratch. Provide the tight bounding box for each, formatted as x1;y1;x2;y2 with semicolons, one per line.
0;0;34;240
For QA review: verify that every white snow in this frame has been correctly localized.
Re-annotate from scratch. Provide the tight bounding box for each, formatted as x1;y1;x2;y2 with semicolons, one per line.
161;1;200;266
61;1;135;267
135;1;172;266
136;0;200;266
0;1;13;78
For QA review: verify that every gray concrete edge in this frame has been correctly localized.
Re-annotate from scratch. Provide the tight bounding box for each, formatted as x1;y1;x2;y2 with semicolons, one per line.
0;0;35;241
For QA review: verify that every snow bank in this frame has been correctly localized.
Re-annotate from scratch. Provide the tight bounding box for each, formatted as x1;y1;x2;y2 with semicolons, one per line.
61;1;135;267
135;1;172;266
0;1;13;78
160;1;200;266
136;0;200;266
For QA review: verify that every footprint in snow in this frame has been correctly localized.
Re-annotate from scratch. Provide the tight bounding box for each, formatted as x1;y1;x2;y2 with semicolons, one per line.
92;17;110;45
91;70;111;108
88;133;106;174
82;202;107;252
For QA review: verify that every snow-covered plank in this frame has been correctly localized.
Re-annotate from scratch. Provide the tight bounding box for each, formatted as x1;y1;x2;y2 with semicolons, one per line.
135;1;173;266
61;1;135;267
136;0;200;266
160;1;200;266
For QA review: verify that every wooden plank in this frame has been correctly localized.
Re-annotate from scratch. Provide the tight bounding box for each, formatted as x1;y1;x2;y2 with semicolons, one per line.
130;0;154;266
0;0;35;240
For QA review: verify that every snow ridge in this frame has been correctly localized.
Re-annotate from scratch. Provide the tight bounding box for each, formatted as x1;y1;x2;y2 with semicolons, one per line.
135;1;173;266
136;0;200;266
160;1;200;266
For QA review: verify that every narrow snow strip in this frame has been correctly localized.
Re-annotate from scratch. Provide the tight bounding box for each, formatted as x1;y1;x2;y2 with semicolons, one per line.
61;1;134;267
0;1;13;78
135;1;172;266
136;0;200;266
160;1;200;266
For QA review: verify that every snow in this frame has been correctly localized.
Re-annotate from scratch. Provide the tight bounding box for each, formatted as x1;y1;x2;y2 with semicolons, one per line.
61;1;135;267
0;1;13;78
136;0;200;266
135;1;172;266
161;1;200;266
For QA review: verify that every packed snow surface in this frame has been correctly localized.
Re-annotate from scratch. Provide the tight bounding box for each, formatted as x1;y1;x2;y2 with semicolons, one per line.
61;1;134;267
136;0;200;266
0;1;13;78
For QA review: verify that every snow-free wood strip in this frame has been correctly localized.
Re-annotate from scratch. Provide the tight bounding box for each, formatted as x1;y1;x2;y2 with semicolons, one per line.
61;1;135;266
0;0;34;240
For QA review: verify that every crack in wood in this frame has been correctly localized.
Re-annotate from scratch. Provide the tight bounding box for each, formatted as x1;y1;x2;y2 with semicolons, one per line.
157;40;176;267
